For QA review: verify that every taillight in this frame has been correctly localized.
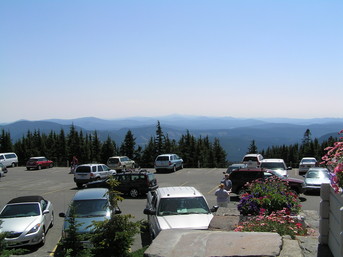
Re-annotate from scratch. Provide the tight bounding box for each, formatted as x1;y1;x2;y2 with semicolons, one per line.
90;173;94;178
169;161;172;166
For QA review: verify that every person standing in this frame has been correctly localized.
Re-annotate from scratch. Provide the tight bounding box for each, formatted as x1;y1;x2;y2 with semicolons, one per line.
221;174;232;191
215;183;231;207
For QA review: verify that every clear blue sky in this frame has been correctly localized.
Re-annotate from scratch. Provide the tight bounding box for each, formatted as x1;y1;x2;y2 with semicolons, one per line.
1;0;342;123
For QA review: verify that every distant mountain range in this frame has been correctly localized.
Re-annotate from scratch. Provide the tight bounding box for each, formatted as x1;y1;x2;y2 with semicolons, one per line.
1;116;342;162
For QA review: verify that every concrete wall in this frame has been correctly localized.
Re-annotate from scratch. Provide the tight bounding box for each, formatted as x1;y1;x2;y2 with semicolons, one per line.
319;183;343;257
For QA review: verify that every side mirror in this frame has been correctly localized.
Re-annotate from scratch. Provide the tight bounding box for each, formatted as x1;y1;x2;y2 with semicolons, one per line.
114;207;122;214
43;210;50;215
143;208;156;215
59;212;66;218
211;206;219;213
287;167;292;170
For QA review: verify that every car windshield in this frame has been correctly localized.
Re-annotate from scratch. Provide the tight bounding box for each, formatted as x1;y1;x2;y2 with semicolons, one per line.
71;199;109;217
157;197;210;216
302;159;316;163
261;162;285;170
306;170;330;179
0;203;40;218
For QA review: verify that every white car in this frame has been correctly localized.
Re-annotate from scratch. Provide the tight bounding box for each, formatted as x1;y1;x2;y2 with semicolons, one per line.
0;195;54;247
260;158;291;177
242;154;263;168
74;163;116;188
143;186;217;239
299;157;318;175
107;156;136;171
154;154;183;172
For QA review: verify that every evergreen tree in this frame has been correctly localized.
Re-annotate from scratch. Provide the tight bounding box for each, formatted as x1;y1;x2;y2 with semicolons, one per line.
101;136;116;163
154;121;165;155
120;130;136;158
0;130;13;152
247;140;258;154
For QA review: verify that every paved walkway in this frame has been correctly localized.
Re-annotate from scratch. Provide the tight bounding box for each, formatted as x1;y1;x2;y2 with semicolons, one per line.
145;206;334;257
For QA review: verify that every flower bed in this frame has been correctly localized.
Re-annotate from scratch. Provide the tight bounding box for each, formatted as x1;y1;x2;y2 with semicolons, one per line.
235;209;308;239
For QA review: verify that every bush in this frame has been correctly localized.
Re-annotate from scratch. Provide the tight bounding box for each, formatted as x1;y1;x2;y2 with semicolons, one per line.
234;209;308;239
237;177;301;216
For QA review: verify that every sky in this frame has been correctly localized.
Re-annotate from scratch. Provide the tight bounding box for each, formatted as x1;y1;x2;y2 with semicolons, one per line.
1;0;342;123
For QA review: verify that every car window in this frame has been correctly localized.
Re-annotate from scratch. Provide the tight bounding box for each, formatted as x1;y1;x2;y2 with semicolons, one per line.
92;166;96;172
261;162;286;170
76;166;91;173
157;156;169;161
0;155;4;160
0;203;40;218
108;158;119;164
98;165;103;171
102;165;110;171
157;197;210;216
72;199;109;217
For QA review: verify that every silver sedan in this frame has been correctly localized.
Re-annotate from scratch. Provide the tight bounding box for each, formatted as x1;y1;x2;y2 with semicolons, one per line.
0;195;54;247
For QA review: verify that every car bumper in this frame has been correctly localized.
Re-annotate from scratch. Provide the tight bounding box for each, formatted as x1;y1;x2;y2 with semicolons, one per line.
303;185;321;192
5;230;44;247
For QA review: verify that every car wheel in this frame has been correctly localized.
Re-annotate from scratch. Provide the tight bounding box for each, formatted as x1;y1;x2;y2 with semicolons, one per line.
49;164;53;168
129;188;139;198
26;167;30;170
37;165;41;170
181;164;183;169
11;163;15;168
39;228;46;246
77;183;83;188
173;166;177;172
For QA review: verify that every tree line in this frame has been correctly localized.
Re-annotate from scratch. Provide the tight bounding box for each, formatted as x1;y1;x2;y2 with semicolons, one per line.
247;129;339;167
0;121;228;168
0;124;339;168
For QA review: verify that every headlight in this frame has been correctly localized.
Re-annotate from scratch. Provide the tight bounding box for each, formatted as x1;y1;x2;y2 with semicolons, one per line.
27;223;41;235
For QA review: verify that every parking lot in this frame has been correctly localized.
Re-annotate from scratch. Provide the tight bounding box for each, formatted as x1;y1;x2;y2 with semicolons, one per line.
0;166;321;256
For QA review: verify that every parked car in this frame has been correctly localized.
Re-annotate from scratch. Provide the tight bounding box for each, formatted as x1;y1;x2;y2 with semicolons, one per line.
228;168;304;195
143;186;217;239
0;152;18;168
0;163;8;173
299;157;318;175
59;188;121;243
302;167;331;194
86;170;158;198
226;163;247;174
242;154;263;168
74;164;116;188
107;156;136;171
154;154;183;172
26;156;54;170
260;158;292;177
0;195;54;247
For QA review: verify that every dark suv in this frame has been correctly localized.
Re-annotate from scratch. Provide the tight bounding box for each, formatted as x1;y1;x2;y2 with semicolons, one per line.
85;170;158;198
229;168;304;194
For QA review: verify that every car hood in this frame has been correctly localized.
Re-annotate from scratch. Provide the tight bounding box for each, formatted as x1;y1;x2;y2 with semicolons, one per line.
286;177;304;184
305;177;331;185
157;214;213;230
0;216;41;233
64;216;108;233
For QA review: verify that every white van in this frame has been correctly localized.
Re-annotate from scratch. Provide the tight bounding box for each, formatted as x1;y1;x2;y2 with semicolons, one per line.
242;154;263;168
0;152;18;167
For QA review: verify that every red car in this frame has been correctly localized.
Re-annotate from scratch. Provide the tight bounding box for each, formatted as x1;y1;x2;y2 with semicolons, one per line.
26;156;54;170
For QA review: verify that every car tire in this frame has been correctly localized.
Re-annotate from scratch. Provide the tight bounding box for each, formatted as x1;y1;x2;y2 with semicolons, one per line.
76;183;83;188
49;164;53;168
11;163;15;168
39;228;46;246
173;166;177;172
37;165;41;170
129;188;139;198
26;167;30;170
